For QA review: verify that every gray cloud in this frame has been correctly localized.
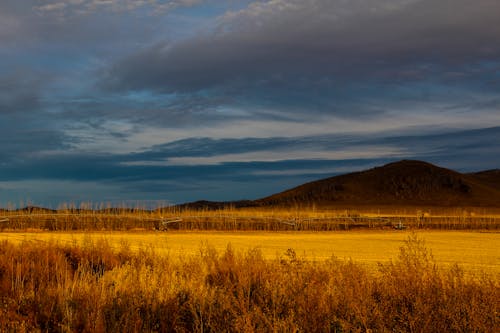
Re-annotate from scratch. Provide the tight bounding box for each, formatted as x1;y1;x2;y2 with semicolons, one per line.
0;71;42;114
33;0;204;16
2;126;498;180
129;126;500;171
103;0;500;94
0;68;72;161
0;0;205;53
0;125;72;163
130;135;365;160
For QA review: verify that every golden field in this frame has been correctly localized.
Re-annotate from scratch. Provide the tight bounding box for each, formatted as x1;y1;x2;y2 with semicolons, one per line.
1;209;499;331
0;232;498;332
1;230;499;273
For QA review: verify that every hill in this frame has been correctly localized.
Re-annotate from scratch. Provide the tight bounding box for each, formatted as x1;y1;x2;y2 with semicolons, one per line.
468;169;500;191
15;206;57;214
171;200;255;211
4;160;498;212
255;160;500;207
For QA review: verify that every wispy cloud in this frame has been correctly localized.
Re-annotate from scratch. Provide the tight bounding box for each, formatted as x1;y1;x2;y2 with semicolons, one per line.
33;0;204;16
132;146;406;166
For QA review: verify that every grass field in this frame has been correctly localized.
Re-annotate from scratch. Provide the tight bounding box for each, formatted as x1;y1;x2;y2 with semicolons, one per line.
1;210;499;331
1;230;498;274
0;231;498;332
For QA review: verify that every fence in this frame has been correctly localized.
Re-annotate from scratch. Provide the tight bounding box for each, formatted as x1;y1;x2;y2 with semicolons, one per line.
0;212;499;231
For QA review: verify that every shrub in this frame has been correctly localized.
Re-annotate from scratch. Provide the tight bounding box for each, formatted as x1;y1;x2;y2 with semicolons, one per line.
0;237;497;332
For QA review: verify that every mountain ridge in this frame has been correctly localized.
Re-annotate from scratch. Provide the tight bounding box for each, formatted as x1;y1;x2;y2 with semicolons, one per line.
2;160;499;211
178;160;500;209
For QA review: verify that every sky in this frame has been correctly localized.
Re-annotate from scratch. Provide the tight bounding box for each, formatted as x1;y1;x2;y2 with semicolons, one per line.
1;0;500;208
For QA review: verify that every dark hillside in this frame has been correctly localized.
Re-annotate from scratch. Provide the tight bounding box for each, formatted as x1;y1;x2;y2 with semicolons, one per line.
256;160;500;207
173;200;255;211
469;169;500;190
15;206;57;214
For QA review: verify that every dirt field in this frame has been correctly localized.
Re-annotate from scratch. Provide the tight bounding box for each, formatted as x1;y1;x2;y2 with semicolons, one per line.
1;230;498;274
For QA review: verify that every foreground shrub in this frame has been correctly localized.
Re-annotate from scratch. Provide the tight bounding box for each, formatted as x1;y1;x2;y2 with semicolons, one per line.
0;236;498;332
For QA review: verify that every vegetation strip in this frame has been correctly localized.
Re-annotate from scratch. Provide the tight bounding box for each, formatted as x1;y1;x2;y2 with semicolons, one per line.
0;234;498;332
1;210;499;231
1;231;498;274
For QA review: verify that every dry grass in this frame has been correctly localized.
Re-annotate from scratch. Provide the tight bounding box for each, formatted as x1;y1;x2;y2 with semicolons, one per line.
1;208;498;330
1;230;498;274
0;234;498;332
1;206;500;231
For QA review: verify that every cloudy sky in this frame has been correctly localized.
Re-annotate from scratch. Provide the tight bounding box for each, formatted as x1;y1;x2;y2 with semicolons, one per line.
1;0;500;208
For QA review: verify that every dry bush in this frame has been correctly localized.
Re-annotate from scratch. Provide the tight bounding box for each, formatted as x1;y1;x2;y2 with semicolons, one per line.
0;236;498;332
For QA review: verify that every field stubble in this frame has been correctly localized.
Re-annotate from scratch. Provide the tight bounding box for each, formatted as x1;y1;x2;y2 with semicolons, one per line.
1;230;498;274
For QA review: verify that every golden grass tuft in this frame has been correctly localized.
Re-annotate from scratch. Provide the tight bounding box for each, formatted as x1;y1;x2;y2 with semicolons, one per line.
0;234;498;332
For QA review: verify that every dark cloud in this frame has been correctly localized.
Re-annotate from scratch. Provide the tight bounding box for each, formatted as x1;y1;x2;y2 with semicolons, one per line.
0;0;203;47
0;70;45;114
120;126;500;169
1;1;499;207
0;68;73;162
1;126;498;180
57;90;242;130
0;128;70;161
103;0;500;94
133;136;336;159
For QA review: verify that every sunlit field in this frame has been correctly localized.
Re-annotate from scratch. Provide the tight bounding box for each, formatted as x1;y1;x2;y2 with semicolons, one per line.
0;233;498;332
1;230;498;273
1;209;499;331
